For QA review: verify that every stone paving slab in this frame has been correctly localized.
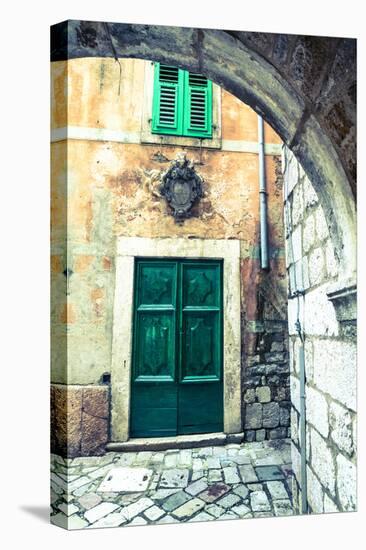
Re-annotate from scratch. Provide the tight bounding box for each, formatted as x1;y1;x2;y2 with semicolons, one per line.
51;439;294;530
161;490;191;512
98;467;153;492
255;465;285;481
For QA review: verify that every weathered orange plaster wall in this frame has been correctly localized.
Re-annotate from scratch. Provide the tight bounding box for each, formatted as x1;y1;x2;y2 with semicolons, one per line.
51;58;286;386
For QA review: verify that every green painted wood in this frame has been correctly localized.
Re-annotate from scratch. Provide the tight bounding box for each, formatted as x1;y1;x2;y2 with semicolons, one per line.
179;262;223;433
183;71;213;138
130;258;223;438
131;261;178;437
152;63;213;139
178;382;223;435
152;64;183;136
135;311;175;381
131;384;178;437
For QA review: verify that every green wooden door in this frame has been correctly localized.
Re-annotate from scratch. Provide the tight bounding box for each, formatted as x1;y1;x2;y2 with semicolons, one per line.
130;258;223;438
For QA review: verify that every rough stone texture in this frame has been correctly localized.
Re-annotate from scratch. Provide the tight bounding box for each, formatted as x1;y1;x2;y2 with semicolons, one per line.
238;465;258;483
284;147;356;516
185;479;208;496
305;386;329;438
272;500;293;516
308;248;325;286
172;499;205;519
315;206;329;241
329;402;354;457
250;491;271;512
303;214;315;253
160;469;189;489
323;494;338;513
306;467;324;514
266;481;289;500
84;502;119;524
242;323;290;441
244;403;262;429
269;428;288;440
144;505;165;521
291;183;304;227
256;386;271;403
291;409;299;446
279;405;290;427
68;515;89;529
310;425;336;497
78;492;102;510
291;226;302;264
58;502;79;517
216;493;241;508
325;240;339;278
244;389;256;404
336;454;356;511
162;491;191;512
91;512;127;528
313;340;356;412
50;385;82;458
121;497;154;520
255;466;284;481
262;402;280;428
290;445;301;488
51;384;109;457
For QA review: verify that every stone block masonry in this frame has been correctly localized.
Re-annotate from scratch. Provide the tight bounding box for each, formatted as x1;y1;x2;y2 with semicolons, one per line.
242;312;291;443
283;147;356;514
241;159;291;444
51;384;109;457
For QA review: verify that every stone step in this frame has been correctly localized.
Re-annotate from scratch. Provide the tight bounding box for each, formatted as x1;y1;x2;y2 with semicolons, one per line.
106;432;244;452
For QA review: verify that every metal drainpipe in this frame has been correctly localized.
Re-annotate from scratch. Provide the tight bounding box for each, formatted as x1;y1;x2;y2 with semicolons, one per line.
258;115;269;270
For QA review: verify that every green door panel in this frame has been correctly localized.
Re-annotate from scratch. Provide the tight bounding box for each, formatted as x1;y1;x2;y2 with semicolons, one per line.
182;263;220;307
138;262;177;306
135;311;175;381
130;384;177;437
181;312;220;380
178;382;223;434
130;258;223;438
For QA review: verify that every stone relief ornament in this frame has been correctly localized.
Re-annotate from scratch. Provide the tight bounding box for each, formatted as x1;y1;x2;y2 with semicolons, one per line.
160;154;203;221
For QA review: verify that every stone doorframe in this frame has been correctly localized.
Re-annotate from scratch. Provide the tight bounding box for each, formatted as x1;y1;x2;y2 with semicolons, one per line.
110;236;242;442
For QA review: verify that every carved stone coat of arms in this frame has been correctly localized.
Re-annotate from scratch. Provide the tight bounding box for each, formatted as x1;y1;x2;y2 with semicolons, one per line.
160;154;203;221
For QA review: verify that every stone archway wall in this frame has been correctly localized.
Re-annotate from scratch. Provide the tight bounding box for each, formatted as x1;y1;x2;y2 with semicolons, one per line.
283;147;356;513
50;21;357;512
51;20;356;281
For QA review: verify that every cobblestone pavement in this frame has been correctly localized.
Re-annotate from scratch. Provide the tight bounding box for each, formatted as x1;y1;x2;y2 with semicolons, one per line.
51;439;293;529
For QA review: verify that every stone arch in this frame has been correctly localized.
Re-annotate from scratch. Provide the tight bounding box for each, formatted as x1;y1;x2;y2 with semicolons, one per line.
51;20;356;283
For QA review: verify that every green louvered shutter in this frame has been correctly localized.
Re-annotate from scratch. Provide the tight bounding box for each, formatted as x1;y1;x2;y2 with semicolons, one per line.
183;71;213;138
152;63;183;135
152;64;213;138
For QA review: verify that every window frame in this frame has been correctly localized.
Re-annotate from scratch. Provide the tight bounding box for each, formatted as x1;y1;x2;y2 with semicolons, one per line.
152;63;213;139
140;61;222;149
